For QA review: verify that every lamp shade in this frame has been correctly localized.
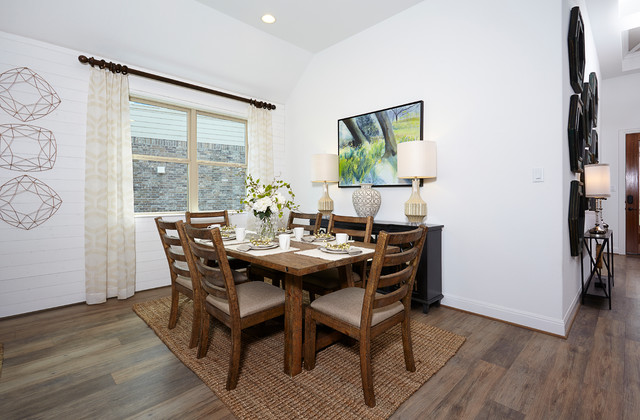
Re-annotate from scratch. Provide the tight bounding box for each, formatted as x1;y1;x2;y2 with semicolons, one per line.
584;163;611;198
311;153;339;183
397;141;437;179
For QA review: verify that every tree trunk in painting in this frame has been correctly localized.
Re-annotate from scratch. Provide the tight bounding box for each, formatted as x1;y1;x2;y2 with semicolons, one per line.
375;111;397;158
343;119;366;148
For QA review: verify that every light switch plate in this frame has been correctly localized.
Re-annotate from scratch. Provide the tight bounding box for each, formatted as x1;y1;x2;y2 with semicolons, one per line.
532;167;544;183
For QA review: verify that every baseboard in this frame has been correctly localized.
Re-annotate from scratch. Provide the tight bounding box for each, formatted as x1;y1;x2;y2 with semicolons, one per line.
441;294;567;336
562;289;582;336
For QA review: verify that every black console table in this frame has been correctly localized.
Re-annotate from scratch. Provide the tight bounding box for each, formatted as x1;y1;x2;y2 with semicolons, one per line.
580;230;614;309
321;218;443;313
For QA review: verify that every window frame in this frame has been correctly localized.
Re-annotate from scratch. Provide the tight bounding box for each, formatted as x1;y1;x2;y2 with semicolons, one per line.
130;96;248;214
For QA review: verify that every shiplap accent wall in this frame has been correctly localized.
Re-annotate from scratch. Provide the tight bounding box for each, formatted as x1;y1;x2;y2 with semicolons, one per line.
0;32;88;317
0;30;286;317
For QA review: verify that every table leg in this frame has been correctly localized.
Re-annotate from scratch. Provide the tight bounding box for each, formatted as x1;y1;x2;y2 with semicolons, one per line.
283;273;303;376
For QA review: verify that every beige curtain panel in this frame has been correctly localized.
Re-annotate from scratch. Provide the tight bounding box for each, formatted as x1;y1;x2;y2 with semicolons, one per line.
84;67;136;304
247;105;274;182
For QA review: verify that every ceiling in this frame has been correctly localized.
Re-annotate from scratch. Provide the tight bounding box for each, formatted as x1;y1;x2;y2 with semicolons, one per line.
198;0;639;80
582;0;640;79
196;0;425;53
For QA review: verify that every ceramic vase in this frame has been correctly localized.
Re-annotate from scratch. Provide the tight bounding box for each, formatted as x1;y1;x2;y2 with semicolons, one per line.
352;183;381;218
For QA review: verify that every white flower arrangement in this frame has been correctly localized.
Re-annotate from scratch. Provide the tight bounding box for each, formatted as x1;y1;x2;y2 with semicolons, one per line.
241;175;298;221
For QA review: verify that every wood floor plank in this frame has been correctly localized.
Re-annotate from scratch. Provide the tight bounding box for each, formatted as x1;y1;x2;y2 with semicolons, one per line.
489;332;561;414
583;316;625;393
0;255;638;419
624;339;640;419
426;360;505;419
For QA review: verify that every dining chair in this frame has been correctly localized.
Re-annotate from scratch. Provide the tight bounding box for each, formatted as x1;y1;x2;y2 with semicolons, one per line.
154;216;200;348
303;214;374;299
186;210;250;271
303;225;428;407
178;221;286;390
185;210;231;228
249;210;323;287
287;210;322;234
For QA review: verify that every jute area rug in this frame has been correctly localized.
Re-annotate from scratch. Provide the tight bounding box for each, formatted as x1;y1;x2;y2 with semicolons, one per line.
133;296;465;420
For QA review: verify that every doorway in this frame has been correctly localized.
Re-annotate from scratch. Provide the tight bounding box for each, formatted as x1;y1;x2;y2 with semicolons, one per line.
625;133;640;254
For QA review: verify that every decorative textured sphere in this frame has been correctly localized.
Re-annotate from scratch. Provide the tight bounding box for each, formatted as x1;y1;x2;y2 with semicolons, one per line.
352;183;381;218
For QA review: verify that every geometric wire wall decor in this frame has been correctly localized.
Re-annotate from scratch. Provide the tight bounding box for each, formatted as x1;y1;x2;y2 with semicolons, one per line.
0;175;63;230
0;124;57;171
0;67;61;122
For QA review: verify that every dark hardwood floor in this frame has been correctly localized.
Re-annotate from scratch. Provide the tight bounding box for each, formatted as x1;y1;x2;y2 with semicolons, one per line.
1;256;639;419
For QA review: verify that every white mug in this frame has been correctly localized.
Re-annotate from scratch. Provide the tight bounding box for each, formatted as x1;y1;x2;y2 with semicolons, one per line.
335;233;348;245
293;227;304;241
235;227;246;241
279;234;291;250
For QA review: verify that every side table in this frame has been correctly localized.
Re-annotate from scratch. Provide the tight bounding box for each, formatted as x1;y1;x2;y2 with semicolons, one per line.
580;230;614;309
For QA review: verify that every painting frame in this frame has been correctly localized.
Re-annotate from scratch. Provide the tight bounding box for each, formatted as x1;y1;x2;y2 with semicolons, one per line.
337;100;424;188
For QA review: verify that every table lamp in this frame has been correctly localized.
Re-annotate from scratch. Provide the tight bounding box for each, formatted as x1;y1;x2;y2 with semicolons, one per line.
584;163;610;234
397;141;437;223
311;153;339;216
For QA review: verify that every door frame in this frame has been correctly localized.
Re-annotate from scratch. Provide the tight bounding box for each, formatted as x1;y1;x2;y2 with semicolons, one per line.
618;127;640;255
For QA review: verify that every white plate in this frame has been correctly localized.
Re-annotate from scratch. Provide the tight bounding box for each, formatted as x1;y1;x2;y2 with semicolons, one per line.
313;234;335;241
276;229;293;235
221;234;236;241
249;243;279;250
319;246;349;254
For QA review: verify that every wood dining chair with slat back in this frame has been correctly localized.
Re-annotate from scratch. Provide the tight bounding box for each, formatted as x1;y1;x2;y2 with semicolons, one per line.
186;210;250;271
303;214;374;299
185;210;231;228
304;225;428;407
177;221;285;390
249;210;322;287
154;216;200;348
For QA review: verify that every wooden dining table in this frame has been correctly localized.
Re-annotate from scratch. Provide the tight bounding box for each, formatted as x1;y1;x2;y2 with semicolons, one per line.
224;239;377;377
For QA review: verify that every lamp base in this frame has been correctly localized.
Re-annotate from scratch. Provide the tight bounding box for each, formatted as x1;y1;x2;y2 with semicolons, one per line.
589;225;608;234
318;181;333;217
404;178;427;224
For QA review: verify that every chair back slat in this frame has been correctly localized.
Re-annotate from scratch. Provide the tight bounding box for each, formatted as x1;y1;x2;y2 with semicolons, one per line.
186;210;230;229
288;211;322;234
172;261;190;278
373;284;410;309
178;222;241;318
327;214;373;243
155;216;189;281
377;265;413;289
362;226;428;326
383;248;419;267
167;246;186;262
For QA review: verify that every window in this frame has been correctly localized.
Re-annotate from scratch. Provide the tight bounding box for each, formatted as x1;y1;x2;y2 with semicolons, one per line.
130;98;247;213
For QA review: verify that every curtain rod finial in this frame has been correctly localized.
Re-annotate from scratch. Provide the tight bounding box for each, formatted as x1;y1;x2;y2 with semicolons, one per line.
78;55;88;64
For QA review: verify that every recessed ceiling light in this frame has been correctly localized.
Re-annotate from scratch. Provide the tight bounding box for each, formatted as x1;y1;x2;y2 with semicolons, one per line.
261;14;276;24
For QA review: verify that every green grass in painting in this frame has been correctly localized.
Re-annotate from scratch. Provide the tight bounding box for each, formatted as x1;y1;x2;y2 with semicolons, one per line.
392;116;421;143
339;139;385;185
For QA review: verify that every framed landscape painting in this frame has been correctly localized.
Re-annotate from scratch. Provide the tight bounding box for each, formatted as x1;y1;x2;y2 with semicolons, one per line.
338;100;423;187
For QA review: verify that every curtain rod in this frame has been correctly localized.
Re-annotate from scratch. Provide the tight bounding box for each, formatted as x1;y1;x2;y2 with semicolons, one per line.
77;55;276;110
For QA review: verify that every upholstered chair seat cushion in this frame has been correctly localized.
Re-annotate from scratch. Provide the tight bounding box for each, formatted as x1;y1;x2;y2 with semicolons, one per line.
310;287;403;328
206;281;285;318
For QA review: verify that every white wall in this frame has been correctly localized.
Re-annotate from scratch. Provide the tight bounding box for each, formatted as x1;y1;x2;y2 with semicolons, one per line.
561;0;602;329
0;31;286;317
287;0;572;334
601;72;640;255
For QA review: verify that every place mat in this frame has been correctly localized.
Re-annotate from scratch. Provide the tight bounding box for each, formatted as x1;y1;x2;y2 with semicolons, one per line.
226;243;300;256
133;296;464;420
295;247;374;261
